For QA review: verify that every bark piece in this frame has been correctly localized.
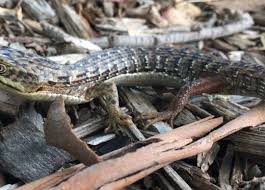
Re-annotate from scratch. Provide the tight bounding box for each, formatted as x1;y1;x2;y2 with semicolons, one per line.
227;125;265;157
21;0;56;21
218;145;234;190
44;98;101;166
0;105;72;182
197;143;220;172
173;161;221;190
52;0;94;39
17;165;85;190
41;21;101;52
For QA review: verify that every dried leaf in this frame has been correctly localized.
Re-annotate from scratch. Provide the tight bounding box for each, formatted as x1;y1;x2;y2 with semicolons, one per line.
44;97;101;166
161;2;201;27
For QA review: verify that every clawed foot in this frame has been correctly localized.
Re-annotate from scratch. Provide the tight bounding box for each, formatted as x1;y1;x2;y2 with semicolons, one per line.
105;110;134;133
138;109;181;128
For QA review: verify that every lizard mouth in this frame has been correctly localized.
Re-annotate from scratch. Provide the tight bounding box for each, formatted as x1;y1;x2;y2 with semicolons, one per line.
0;79;25;94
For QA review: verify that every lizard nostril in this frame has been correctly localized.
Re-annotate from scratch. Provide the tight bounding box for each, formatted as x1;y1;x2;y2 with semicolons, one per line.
36;86;44;91
48;81;57;85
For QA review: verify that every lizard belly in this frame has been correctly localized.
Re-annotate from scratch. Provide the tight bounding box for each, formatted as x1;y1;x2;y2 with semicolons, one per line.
105;72;186;87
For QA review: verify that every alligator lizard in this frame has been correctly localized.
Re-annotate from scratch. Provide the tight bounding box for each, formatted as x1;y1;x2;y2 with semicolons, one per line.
0;46;263;128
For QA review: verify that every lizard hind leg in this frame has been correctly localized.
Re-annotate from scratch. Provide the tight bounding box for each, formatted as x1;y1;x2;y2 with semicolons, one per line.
140;77;227;128
85;82;133;133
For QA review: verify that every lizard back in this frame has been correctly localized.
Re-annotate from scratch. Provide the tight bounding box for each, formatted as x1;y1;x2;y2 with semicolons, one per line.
0;46;265;103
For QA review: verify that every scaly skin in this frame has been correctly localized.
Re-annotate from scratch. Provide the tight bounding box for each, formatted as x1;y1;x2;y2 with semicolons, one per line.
1;45;265;103
0;46;264;128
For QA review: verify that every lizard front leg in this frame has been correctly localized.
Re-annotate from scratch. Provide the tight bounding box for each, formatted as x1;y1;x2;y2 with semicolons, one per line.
85;82;133;132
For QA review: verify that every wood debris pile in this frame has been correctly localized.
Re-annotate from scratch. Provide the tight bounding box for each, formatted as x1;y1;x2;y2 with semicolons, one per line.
0;0;265;189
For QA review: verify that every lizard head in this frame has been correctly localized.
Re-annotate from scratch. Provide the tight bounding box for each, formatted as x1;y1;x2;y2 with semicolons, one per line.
0;46;46;94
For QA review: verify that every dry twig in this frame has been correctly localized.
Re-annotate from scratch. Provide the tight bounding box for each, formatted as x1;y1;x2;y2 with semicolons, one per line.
91;12;254;47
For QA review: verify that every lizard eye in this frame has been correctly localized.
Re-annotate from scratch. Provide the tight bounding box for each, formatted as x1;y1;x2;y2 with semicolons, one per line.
0;64;7;74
